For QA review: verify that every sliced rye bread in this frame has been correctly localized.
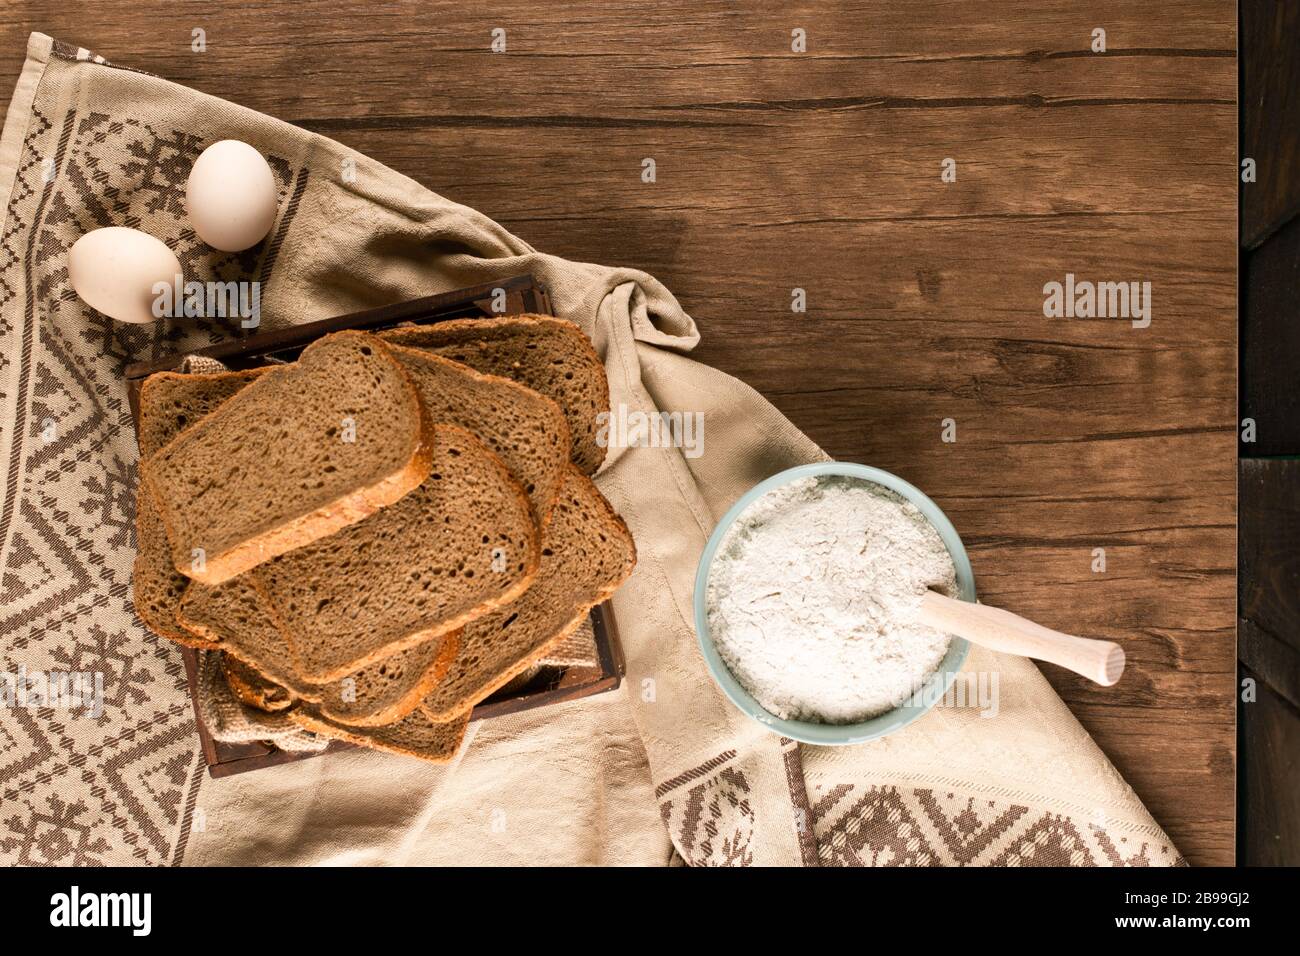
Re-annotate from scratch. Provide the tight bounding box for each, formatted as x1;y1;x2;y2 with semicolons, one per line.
141;331;433;586
136;368;270;459
178;577;322;700
180;578;458;725
136;502;218;649
380;315;609;475
290;705;470;764
387;344;569;527
257;423;540;682
221;653;294;712
420;466;636;721
133;368;269;646
314;629;461;727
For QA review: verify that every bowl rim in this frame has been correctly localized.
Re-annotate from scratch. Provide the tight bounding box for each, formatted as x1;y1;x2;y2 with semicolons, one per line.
692;461;976;745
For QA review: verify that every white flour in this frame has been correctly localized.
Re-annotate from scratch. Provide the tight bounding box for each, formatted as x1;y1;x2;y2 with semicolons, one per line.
705;475;957;724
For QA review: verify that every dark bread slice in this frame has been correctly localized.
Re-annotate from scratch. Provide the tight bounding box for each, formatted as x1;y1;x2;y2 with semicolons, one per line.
133;368;269;645
387;344;569;527
314;630;461;727
136;368;269;459
380;316;609;475
258;424;540;682
290;706;470;764
141;331;433;586
420;466;636;721
178;577;321;701
222;653;293;712
135;501;217;648
181;579;462;725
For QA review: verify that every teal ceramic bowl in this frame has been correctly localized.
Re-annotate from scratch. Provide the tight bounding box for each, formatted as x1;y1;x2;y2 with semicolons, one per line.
693;462;975;745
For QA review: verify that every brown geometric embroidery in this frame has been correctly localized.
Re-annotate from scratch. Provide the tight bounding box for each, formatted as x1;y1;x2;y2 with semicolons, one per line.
1089;823;1180;867
654;748;736;800
0;52;308;867
810;782;1183;867
0;792;113;866
813;784;942;866
916;789;1028;865
658;754;755;866
988;812;1092;866
780;737;820;866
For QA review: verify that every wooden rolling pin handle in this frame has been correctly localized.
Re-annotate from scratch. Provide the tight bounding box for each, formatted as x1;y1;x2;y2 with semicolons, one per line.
918;591;1125;687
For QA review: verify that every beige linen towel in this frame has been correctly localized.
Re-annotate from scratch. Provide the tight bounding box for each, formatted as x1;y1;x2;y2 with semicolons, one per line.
0;33;1180;866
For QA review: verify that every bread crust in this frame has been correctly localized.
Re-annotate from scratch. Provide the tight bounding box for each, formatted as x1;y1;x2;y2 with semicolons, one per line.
134;367;272;645
385;341;571;531
136;367;269;456
176;580;324;702
316;630;462;728
267;424;542;683
134;507;220;649
420;609;590;723
380;315;610;475
288;707;470;764
180;586;463;721
142;333;435;587
420;466;636;720
221;654;294;713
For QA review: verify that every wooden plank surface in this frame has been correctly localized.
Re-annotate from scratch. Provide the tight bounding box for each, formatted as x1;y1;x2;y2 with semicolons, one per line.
1241;0;1300;247
1240;459;1300;674
1239;460;1300;865
1240;665;1300;866
1242;213;1300;456
0;1;1237;864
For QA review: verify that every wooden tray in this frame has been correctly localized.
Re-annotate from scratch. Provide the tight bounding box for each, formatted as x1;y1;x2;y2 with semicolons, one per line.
125;275;626;777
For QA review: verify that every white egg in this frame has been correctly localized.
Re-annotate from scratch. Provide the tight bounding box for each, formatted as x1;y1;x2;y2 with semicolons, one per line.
68;227;183;324
186;140;278;252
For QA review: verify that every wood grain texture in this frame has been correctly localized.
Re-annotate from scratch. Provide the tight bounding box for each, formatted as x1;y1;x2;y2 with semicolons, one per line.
1237;465;1300;867
0;0;1236;864
1242;214;1300;456
1240;664;1300;866
1241;0;1300;248
1239;460;1300;699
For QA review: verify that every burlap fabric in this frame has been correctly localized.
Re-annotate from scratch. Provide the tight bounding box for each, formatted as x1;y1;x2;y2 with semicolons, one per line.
193;652;327;754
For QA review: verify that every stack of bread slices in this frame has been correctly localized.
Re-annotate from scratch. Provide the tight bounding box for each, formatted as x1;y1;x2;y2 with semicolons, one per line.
133;316;635;763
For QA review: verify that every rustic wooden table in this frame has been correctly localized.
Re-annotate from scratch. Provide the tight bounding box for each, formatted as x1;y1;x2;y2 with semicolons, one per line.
0;1;1237;864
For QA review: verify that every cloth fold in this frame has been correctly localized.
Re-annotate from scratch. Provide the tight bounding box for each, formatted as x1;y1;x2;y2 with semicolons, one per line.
194;651;328;754
0;33;1180;867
